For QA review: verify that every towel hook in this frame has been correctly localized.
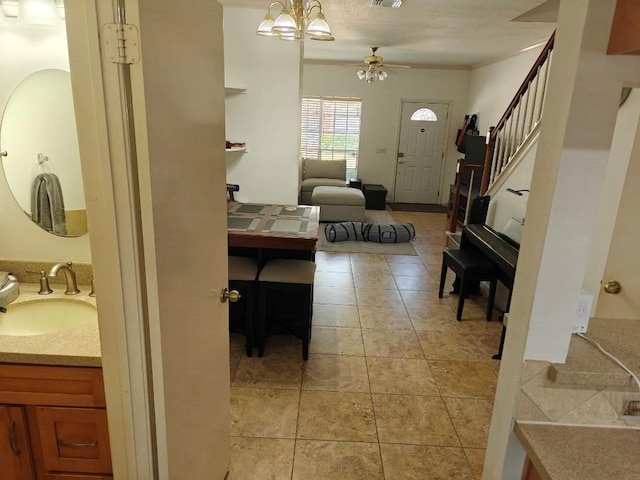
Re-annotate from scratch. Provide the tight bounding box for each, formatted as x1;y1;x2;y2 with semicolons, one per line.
0;151;7;157
36;153;49;165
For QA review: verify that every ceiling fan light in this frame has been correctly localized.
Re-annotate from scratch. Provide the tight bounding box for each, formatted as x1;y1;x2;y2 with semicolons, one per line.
272;9;297;33
379;70;388;80
357;70;366;80
306;13;331;36
279;31;298;41
309;34;334;42
256;13;277;36
17;0;62;26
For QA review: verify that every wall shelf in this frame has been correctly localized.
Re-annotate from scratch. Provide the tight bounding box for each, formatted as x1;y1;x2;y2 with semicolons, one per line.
226;146;247;152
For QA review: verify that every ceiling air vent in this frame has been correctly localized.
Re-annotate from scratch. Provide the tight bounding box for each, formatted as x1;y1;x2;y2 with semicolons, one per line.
371;0;403;8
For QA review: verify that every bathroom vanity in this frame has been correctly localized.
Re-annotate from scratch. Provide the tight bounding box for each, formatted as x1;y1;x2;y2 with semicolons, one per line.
0;285;109;479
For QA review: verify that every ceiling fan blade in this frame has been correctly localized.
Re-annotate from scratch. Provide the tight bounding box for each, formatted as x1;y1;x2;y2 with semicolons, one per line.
383;63;411;69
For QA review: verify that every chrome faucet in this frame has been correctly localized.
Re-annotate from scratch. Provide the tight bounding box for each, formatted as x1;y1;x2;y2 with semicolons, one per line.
48;262;80;295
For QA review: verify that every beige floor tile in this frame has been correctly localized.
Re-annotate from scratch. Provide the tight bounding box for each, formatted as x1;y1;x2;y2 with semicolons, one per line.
292;440;383;480
309;327;365;356
429;361;498;398
372;393;459;446
393;274;438;291
302;354;370;392
520;368;598;422
351;252;388;263
351;262;391;275
385;254;425;265
316;251;351;262
314;271;355;288
228;437;294;480
312;304;361;328
314;286;357;305
230;387;299;438
464;448;486;478
358;306;412;330
380;444;475;480
362;329;424;358
232;355;304;390
297;391;377;442
356;288;405;308
417;331;487;362
367;357;439;395
353;272;398;290
409;308;502;336
399;289;454;311
315;258;352;273
388;262;429;277
444;397;494;448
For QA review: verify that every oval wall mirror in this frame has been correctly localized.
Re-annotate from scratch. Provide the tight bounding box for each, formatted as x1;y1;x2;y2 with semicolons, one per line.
0;69;87;237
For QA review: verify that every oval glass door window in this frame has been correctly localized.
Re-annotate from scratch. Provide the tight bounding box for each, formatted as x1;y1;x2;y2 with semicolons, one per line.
410;108;437;121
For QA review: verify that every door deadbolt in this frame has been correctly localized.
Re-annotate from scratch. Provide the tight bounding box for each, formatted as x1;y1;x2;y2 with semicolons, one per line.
220;288;241;303
603;281;622;295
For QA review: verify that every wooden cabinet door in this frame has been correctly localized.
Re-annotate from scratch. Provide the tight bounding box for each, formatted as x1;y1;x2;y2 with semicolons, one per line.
35;407;111;475
0;405;35;480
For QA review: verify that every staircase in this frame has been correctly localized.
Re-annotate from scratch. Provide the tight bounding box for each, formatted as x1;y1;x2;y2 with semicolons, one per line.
449;32;555;232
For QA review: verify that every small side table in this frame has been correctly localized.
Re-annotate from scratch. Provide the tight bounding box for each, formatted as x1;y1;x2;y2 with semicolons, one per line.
362;184;387;210
348;178;362;190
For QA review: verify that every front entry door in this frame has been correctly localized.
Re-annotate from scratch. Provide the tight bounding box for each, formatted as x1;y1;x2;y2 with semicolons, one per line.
394;102;449;204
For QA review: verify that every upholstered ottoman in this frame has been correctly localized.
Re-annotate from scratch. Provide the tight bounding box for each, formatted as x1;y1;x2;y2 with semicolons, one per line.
312;186;366;222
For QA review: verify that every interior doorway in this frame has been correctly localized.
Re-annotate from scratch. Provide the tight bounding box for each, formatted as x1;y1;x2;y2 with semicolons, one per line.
393;101;449;204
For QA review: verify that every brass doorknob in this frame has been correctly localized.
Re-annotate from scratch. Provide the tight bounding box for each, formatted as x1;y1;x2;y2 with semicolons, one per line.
220;288;241;303
603;281;622;295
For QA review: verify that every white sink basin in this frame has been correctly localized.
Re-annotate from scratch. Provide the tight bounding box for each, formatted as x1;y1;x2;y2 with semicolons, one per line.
0;299;97;336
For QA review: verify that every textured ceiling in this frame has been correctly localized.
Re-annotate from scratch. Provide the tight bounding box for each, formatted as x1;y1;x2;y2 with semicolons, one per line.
219;0;556;68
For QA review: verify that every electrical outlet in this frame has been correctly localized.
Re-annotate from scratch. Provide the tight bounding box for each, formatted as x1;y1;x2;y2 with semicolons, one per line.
375;147;387;154
572;291;593;333
620;397;640;420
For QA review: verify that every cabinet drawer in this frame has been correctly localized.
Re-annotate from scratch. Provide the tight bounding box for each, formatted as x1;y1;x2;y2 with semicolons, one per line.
35;406;112;475
0;364;105;407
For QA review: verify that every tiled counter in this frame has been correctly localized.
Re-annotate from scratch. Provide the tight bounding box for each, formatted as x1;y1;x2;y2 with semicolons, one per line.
515;422;640;480
0;283;101;367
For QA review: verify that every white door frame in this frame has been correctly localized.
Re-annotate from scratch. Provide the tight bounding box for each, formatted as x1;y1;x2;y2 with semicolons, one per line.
66;0;230;478
391;99;453;204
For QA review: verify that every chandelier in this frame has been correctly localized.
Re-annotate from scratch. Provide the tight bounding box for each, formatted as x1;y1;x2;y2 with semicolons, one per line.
256;0;334;42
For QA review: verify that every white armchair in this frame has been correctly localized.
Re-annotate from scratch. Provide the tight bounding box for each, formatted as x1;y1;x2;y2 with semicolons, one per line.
299;159;347;204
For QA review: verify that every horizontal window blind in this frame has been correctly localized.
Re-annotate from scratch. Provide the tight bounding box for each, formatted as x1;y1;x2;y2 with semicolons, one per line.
301;96;362;179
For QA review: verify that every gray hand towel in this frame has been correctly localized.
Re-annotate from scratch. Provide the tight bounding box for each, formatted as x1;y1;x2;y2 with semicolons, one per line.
31;173;67;235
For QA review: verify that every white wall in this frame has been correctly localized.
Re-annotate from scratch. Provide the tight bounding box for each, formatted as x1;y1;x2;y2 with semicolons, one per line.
466;46;544;133
302;64;470;204
0;22;91;262
223;7;302;205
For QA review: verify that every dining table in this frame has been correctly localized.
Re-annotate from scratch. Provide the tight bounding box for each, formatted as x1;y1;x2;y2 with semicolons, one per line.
227;202;320;261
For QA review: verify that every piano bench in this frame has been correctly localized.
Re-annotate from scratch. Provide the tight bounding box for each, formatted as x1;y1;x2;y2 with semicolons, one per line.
439;249;498;321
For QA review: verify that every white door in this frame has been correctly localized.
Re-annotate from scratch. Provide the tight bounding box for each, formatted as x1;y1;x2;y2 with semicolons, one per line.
66;0;230;478
595;120;640;320
394;102;449;204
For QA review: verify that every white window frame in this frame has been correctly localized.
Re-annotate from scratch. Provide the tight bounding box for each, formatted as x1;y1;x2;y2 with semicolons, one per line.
300;96;362;180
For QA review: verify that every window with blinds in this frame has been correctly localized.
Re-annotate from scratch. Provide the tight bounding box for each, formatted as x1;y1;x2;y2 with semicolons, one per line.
300;96;362;180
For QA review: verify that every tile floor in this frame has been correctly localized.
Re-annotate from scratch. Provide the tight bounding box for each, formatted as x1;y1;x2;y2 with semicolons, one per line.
228;211;503;480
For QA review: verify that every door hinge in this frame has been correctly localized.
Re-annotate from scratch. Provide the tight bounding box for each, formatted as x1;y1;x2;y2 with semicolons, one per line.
102;23;140;65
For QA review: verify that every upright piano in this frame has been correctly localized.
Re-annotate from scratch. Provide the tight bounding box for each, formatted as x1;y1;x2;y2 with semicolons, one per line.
460;224;520;359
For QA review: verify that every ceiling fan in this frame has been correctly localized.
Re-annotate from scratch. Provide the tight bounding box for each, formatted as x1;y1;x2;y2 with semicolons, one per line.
354;47;411;83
